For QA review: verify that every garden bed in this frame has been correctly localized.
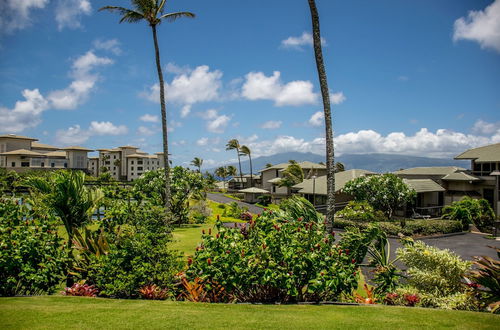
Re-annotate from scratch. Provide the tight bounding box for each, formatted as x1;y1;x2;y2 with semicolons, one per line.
333;218;463;237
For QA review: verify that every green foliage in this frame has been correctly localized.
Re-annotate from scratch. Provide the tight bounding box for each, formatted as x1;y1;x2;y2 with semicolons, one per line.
257;195;271;206
190;200;212;224
279;196;323;224
0;197;69;296
334;218;462;236
442;197;495;231
278;161;304;193
186;198;365;302
343;174;416;218
367;232;401;295
469;247;500;313
397;239;471;296
337;201;386;222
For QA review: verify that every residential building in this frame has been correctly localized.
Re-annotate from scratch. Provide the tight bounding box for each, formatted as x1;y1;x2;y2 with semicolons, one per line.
0;134;92;173
227;174;262;191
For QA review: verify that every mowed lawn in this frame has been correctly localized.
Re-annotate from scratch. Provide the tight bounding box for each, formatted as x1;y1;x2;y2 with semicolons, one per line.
0;296;498;329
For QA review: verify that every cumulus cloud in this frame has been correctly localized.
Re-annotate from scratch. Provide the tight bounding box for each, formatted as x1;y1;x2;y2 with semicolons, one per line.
180;105;191;118
0;0;49;34
260;120;282;129
137;126;155;136
93;39;122;55
330;92;346;105
309;111;324;127
55;0;92;31
141;65;222;105
55;121;128;145
139;114;159;123
207;114;230;133
48;51;113;109
472;119;500;135
0;89;49;133
242;71;317;106
281;32;326;50
453;0;500;53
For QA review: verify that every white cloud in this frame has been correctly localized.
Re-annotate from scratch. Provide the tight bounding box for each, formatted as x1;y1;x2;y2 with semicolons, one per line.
330;91;346;105
55;0;92;31
196;137;209;146
0;0;49;34
0;89;48;133
48;51;113;110
55;121;128;145
453;0;500;53
168;120;182;132
93;39;122;55
140;114;159;123
180;105;191;118
137;126;155;136
207;114;231;133
260;120;282;129
281;32;326;50
242;71;318;106
141;65;222;105
309;111;324;127
472;119;500;135
196;137;220;146
199;109;219;120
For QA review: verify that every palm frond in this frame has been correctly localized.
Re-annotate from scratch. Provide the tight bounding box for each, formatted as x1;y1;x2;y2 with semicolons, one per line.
159;11;196;23
99;6;145;24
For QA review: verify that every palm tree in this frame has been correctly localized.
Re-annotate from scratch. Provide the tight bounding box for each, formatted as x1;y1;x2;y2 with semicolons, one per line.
239;145;253;187
226;165;237;178
334;162;345;173
215;166;228;190
191;157;203;173
226;139;244;189
99;1;195;214
308;0;335;231
278;160;304;196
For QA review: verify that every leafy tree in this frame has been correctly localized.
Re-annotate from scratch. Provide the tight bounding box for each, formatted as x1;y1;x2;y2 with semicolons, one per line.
442;197;495;231
191;157;203;173
278;161;304;196
240;145;253;187
308;0;335;231
100;1;195;214
226;139;244;188
215;166;229;190
265;163;273;168
343;173;416;219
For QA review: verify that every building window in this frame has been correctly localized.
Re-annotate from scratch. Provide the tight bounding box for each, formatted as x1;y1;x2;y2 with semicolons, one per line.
131;172;134;176
131;166;134;170
51;163;55;168
21;162;30;167
131;161;134;165
138;160;143;165
275;170;279;176
41;162;44;167
64;163;67;168
11;162;16;167
113;155;116;159
113;172;116;175
272;186;276;193
138;167;143;171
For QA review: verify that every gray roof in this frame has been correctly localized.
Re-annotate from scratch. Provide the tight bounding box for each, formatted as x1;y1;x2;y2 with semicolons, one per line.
0;134;38;141
403;179;445;193
293;169;374;195
260;161;326;172
442;172;481;181
239;187;270;194
455;143;500;162
393;166;464;176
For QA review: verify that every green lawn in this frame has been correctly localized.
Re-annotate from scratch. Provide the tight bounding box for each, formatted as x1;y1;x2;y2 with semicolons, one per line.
0;296;497;329
170;223;214;256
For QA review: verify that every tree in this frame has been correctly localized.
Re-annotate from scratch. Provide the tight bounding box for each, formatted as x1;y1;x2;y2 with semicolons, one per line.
215;166;229;190
99;1;195;215
442;197;495;231
191;157;203;173
278;160;304;196
343;174;416;219
226;165;237;178
308;0;335;231
226;139;244;189
334;162;345;173
265;163;273;168
239;145;253;187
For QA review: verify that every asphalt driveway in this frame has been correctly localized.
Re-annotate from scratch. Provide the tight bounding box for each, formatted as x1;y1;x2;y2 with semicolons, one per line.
207;192;264;214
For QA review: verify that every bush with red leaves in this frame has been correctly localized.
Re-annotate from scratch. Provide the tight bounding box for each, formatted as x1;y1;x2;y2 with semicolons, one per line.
63;281;98;297
138;284;169;300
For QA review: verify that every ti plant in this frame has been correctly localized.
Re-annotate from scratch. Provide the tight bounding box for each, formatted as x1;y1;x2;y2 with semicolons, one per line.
469;246;500;313
367;231;402;295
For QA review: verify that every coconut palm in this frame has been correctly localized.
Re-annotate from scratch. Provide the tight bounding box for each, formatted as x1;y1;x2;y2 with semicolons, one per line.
334;162;345;173
191;157;203;173
226;165;237;178
226;139;244;188
99;1;195;214
278;160;304;196
308;0;335;230
239;145;253;187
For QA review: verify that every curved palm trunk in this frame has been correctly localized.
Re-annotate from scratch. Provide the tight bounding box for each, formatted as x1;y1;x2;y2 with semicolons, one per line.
236;149;243;190
151;24;171;215
249;154;253;187
308;0;335;231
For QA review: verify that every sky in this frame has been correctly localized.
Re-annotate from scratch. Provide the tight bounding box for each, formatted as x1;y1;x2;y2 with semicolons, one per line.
1;0;499;168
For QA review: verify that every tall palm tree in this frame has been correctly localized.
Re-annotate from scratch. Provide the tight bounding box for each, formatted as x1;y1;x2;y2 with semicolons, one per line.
99;1;195;214
191;157;203;173
239;145;253;187
308;0;335;231
226;139;244;189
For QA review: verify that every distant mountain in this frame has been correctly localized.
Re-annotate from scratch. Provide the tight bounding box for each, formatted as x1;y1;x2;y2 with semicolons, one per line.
206;152;469;174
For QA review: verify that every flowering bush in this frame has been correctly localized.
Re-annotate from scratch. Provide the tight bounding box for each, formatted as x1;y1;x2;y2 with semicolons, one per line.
337;201;386;222
63;281;98;297
185;197;377;303
239;211;252;221
138;284;169;300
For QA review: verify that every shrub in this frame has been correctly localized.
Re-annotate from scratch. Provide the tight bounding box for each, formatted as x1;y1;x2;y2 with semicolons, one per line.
333;219;462;236
0;197;69;296
138;284;169;300
63;281;98;297
257;195;271;206
190;200;212;224
185;197;369;303
240;211;252;221
469;247;500;313
337;201;386;222
442;197;495;232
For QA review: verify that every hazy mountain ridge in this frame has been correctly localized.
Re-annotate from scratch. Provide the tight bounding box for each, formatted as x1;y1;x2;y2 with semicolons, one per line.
206;152;469;174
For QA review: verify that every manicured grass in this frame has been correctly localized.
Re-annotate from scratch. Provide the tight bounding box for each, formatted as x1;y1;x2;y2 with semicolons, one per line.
255;203;280;211
0;296;497;329
170;223;214;256
207;200;247;223
223;193;242;201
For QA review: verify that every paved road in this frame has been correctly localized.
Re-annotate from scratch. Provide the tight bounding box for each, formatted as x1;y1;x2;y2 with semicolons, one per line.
207;193;264;214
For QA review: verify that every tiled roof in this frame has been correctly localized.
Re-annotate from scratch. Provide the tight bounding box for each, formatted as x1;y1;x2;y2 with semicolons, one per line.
393;166;464;176
455;143;500;162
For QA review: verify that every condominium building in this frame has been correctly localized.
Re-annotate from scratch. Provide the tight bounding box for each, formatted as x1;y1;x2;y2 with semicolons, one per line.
0;134;92;172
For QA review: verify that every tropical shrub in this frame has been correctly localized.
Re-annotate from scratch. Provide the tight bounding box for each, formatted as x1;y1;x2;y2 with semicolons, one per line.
0;197;69;296
138;284;169;300
190;200;212;224
240;211;252;221
337;201;386;222
63;281;98;297
343;174;416;218
469;247;500;313
367;232;401;295
442;197;495;232
257;195;271;206
185;197;377;303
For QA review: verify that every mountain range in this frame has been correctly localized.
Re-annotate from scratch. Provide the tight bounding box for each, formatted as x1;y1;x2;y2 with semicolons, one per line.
206;152;469;174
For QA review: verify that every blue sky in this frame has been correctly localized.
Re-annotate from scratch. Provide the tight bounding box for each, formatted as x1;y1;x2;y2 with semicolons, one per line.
1;0;499;168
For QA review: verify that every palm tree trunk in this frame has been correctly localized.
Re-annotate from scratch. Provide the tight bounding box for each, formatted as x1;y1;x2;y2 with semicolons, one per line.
236;149;243;190
151;24;171;215
249;154;253;187
308;0;335;231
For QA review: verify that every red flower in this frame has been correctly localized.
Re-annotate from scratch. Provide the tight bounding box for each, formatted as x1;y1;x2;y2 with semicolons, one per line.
351;258;356;264
466;282;480;289
226;250;231;254
262;243;267;250
202;229;205;235
208;228;212;235
207;258;212;265
297;217;303;222
216;233;220;239
187;257;193;266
